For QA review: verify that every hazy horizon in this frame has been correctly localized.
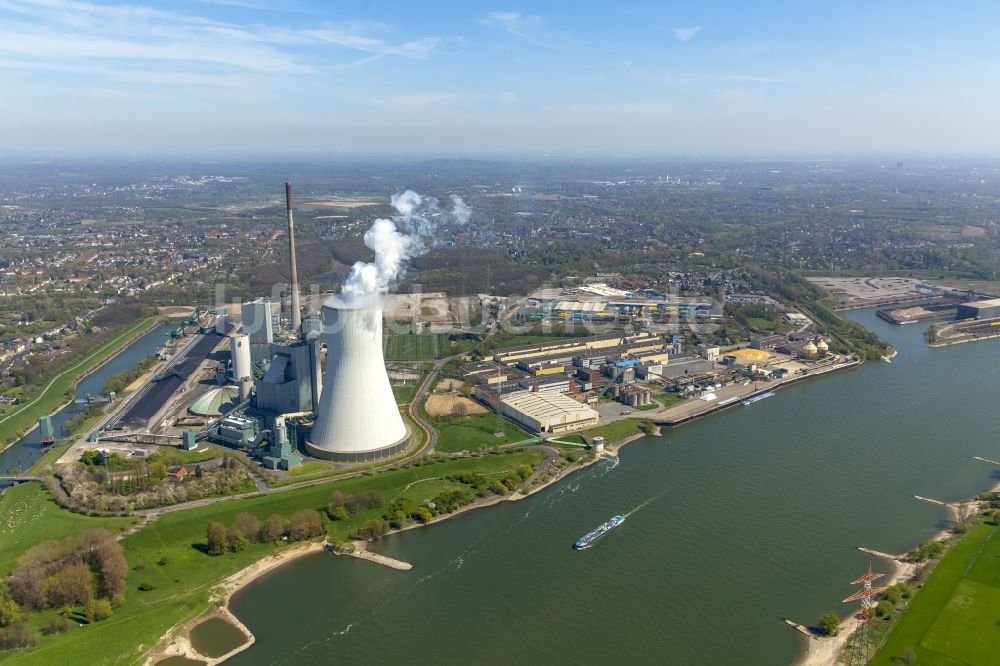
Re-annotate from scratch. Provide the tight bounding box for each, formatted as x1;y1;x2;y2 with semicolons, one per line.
2;1;999;155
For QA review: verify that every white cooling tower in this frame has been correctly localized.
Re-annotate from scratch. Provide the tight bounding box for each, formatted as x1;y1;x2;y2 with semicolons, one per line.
306;302;409;461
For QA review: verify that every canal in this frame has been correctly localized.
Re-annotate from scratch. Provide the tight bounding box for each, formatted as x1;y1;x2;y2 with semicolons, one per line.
0;323;174;481
228;310;1000;665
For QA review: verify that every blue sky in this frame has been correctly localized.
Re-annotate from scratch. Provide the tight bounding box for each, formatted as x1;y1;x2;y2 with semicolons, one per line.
1;0;998;155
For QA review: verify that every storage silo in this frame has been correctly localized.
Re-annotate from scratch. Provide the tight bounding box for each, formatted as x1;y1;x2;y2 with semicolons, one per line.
231;334;252;380
306;301;409;461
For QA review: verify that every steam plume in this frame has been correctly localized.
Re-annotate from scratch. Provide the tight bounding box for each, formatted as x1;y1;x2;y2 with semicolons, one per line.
341;190;470;303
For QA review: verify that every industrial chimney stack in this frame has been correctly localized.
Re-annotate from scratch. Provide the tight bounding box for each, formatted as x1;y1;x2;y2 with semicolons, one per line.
285;181;302;333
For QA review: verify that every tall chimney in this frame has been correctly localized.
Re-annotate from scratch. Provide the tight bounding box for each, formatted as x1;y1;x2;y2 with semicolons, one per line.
285;181;301;333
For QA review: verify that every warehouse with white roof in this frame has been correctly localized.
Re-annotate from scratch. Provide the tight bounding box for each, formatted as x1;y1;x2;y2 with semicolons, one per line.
500;392;600;434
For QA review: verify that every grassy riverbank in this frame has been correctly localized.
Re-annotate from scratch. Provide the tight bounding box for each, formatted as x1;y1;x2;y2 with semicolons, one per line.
0;317;161;451
870;519;1000;665
0;484;136;576
0;450;544;665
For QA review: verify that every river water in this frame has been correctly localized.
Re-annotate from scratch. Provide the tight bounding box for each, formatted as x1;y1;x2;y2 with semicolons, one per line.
0;323;173;480
184;314;1000;663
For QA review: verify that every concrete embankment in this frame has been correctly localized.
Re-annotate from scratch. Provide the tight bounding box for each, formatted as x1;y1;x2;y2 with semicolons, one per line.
655;358;861;428
341;542;413;570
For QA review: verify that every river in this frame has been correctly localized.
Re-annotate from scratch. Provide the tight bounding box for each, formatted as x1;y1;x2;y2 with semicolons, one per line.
0;323;173;482
200;313;1000;663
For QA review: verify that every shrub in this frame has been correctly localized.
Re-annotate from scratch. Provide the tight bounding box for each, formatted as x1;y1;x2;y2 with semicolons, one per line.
355;518;390;541
0;594;19;628
206;522;227;556
263;514;285;541
388;510;408;529
818;611;840;636
412;507;434;523
41;614;71;636
93;598;113;621
227;529;248;553
137;582;155;592
233;512;261;542
0;622;36;651
905;539;947;563
289;510;325;541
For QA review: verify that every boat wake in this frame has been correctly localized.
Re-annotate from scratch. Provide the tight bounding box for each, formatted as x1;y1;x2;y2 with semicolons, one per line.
625;490;666;518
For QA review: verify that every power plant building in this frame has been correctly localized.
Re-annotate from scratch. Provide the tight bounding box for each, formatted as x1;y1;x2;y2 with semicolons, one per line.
307;303;410;462
241;298;274;346
500;392;599;434
254;338;322;415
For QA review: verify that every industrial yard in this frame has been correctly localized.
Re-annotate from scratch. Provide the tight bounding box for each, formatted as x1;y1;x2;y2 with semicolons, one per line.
24;182;930;540
805;277;941;309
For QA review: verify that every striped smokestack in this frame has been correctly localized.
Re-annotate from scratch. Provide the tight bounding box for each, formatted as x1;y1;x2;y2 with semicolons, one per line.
285;181;301;333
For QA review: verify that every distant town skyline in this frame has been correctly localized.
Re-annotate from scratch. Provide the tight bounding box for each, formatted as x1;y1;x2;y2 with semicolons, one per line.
2;0;999;156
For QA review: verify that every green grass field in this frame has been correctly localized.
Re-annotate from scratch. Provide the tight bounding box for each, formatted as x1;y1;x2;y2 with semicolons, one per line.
383;333;467;361
746;317;778;330
580;419;651;444
432;412;529;453
871;520;1000;666
0;317;161;449
0;451;544;665
392;380;423;405
283;460;332;478
658;393;688;409
0;484;136;577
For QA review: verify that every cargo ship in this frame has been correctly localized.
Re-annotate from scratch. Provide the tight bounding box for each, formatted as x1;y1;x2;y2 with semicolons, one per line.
574;515;625;550
742;391;775;406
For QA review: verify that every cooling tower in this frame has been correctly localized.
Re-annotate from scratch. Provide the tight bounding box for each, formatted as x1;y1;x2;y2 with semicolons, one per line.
306;302;409;462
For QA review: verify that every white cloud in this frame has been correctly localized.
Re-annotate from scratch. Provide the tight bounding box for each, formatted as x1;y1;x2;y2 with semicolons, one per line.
480;11;556;48
673;26;701;42
0;0;441;84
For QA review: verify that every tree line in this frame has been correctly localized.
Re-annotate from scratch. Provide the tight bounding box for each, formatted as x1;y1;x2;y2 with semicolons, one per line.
205;509;325;556
338;465;535;542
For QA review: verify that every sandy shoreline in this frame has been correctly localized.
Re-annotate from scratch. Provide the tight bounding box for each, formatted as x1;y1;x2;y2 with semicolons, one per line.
794;493;990;666
143;540;326;666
